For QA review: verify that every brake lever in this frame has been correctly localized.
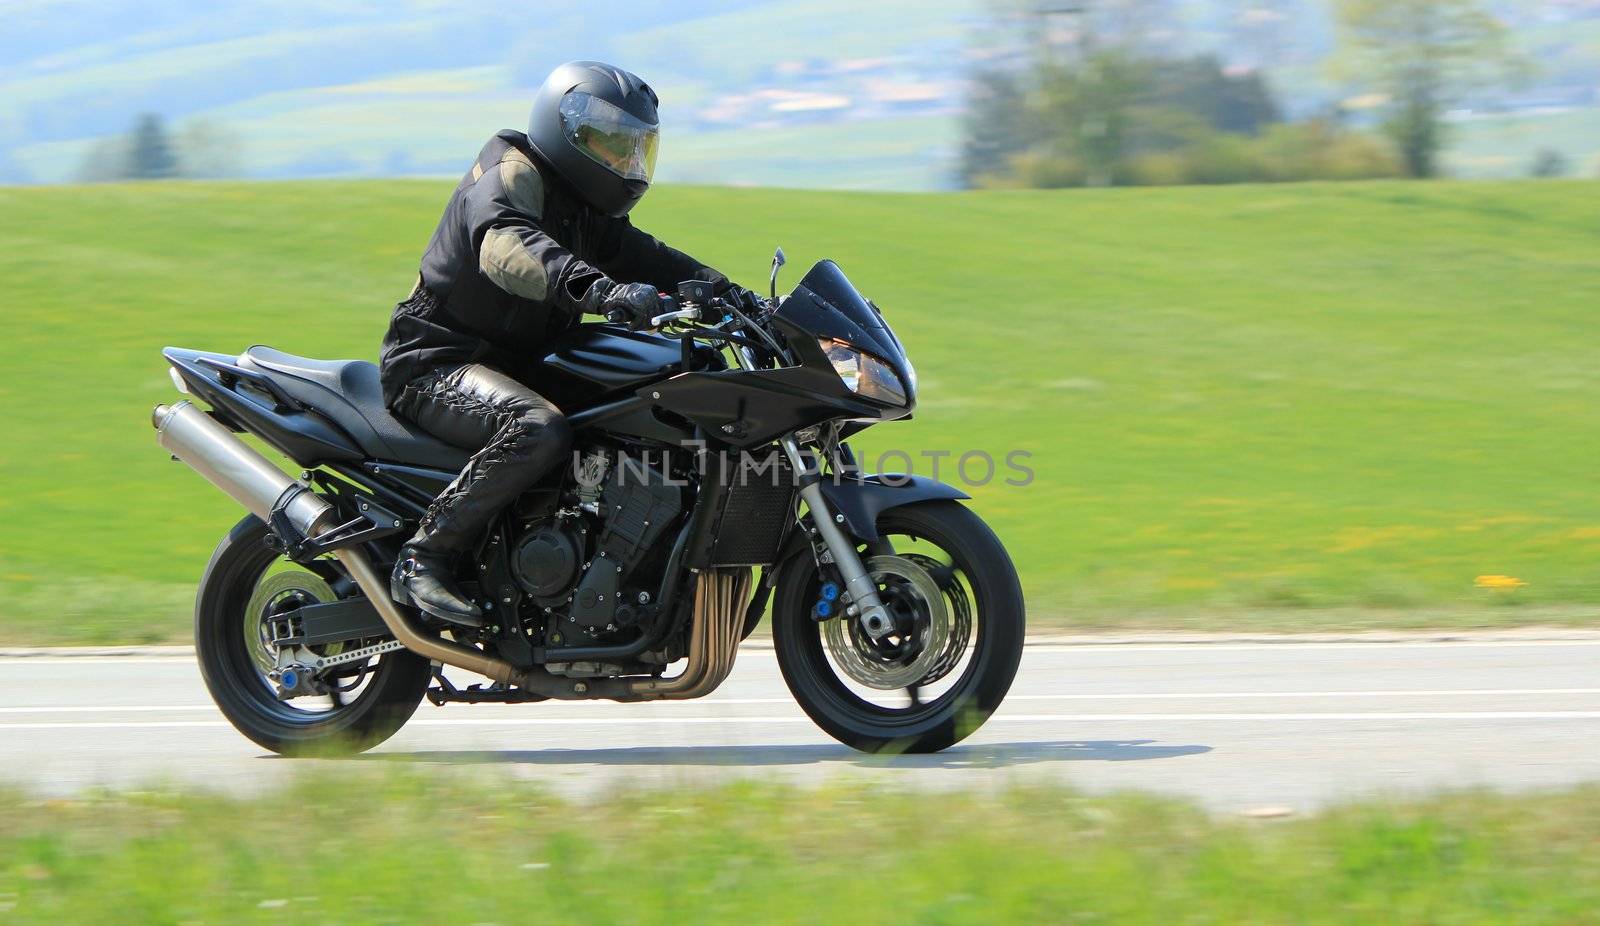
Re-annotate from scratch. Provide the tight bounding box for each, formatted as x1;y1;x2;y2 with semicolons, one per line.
649;304;702;328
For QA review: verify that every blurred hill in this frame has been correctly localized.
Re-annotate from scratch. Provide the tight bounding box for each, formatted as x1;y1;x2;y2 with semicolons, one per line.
0;0;975;189
1;0;1597;188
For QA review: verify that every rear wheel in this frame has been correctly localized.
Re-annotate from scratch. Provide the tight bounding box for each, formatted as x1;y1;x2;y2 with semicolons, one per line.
773;500;1025;753
195;515;431;756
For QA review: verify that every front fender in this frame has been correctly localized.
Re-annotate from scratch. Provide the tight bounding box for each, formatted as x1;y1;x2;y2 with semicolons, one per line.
752;473;969;638
815;474;969;542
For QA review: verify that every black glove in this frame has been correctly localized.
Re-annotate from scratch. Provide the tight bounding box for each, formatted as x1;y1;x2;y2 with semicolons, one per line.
585;279;661;326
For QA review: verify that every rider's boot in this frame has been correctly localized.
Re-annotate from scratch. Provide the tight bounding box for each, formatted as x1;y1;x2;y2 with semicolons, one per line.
390;543;484;629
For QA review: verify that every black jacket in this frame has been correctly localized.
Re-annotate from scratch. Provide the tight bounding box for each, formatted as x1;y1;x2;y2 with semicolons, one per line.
380;129;724;405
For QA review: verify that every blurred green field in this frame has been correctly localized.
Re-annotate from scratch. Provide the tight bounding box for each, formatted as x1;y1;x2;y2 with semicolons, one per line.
2;773;1598;923
1;179;1598;644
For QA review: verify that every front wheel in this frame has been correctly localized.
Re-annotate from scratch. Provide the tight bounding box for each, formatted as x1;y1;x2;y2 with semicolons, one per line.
773;500;1025;753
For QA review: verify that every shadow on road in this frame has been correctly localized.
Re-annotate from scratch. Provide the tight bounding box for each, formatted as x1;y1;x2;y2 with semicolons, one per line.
362;739;1212;768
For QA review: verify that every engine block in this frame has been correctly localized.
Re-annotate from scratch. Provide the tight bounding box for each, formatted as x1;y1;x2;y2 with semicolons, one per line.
562;455;682;634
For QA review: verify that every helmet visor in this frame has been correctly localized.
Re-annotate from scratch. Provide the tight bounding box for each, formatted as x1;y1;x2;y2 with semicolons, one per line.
559;91;659;183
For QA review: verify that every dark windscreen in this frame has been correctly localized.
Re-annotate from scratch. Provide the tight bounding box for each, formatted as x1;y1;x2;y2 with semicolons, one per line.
793;260;886;331
777;259;909;375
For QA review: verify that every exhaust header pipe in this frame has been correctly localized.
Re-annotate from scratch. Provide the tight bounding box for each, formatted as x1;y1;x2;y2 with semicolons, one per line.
152;402;520;685
153;402;753;700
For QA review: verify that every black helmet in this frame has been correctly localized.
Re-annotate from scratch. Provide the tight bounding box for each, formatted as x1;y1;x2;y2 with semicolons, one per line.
526;61;660;217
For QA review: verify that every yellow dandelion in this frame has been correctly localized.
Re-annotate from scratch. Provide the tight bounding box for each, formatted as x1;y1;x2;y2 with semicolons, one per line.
1474;575;1526;590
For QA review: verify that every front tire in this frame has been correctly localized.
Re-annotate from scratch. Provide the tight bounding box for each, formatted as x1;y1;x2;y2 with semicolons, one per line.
195;515;431;756
773;500;1025;753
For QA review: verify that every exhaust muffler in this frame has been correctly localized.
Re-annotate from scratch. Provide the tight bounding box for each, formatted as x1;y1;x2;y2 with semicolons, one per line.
153;402;333;538
152;401;519;685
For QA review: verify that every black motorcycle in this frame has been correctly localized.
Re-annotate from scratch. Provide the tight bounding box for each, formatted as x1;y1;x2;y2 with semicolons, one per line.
153;252;1024;755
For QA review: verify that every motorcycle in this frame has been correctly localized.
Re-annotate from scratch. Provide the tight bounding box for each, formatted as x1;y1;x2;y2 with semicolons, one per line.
152;250;1025;755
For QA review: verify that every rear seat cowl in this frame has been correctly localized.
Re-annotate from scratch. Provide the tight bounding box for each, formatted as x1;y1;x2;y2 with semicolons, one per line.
238;347;468;471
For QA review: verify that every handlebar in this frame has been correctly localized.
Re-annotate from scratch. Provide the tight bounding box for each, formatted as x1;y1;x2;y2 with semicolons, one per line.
605;293;703;329
609;291;777;352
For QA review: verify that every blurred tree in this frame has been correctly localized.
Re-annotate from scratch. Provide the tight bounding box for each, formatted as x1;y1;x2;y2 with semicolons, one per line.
960;1;1404;189
1331;0;1527;178
126;113;178;179
75;137;131;183
1041;47;1145;187
1528;148;1569;179
1144;55;1281;136
177;119;238;179
958;69;1037;188
964;48;1290;188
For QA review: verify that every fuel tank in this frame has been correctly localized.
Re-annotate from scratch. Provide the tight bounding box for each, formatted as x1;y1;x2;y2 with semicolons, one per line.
537;324;686;408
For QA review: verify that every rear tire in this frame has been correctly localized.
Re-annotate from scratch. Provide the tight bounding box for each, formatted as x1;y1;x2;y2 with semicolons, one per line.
195;515;431;756
773;500;1025;753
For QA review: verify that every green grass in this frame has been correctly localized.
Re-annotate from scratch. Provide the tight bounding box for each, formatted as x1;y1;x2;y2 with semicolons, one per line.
1;774;1598;923
2;179;1599;644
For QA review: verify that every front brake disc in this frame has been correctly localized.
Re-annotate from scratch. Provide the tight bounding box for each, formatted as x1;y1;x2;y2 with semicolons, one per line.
822;554;949;690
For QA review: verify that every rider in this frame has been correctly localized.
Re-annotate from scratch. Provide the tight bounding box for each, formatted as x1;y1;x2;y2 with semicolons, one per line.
380;60;759;628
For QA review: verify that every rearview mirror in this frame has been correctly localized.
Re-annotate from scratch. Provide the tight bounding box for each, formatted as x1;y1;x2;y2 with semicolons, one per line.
769;247;787;300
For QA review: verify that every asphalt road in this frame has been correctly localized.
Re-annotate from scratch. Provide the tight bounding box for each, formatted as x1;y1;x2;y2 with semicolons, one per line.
3;639;1597;811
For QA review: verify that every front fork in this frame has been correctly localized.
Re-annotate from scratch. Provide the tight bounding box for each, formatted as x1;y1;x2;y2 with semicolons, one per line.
781;437;894;639
730;341;893;640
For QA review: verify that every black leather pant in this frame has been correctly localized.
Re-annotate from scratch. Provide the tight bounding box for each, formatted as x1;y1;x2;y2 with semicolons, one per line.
391;363;572;554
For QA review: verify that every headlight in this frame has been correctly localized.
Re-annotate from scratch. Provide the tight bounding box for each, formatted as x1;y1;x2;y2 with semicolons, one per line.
820;338;908;406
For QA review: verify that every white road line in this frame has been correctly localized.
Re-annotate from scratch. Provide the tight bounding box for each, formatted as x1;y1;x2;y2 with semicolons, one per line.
5;711;1600;731
0;705;220;713
5;638;1600;667
1011;688;1600;700
1025;640;1600;653
0;659;199;666
659;688;1600;703
0;720;236;730
353;710;1600;723
5;688;1600;714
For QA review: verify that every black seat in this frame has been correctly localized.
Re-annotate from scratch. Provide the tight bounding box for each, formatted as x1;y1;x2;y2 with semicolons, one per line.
238;346;470;471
